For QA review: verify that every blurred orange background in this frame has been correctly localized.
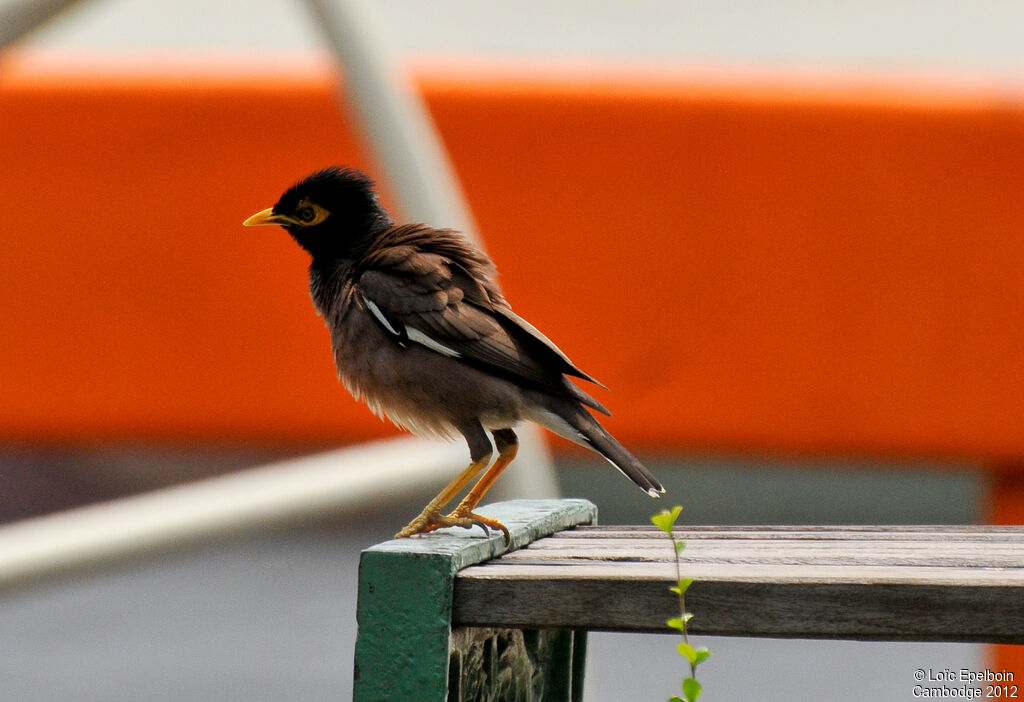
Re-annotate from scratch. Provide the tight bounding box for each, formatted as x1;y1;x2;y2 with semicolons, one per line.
2;55;1023;458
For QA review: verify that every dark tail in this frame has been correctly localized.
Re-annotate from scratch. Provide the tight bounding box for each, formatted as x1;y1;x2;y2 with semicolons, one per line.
535;398;665;497
579;414;665;497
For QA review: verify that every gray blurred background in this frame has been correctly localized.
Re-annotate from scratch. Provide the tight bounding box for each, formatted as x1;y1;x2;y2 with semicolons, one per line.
3;0;1020;700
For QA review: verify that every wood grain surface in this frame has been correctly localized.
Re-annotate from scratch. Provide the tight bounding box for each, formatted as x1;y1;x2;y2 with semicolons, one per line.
453;526;1024;642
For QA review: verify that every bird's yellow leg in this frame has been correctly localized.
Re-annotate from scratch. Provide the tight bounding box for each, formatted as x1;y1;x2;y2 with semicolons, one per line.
450;440;517;517
444;437;519;542
394;455;490;539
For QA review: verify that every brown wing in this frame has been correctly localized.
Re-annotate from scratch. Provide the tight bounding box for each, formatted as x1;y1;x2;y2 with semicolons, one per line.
355;247;609;414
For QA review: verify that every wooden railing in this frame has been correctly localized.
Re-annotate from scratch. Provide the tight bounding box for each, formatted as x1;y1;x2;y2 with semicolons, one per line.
354;500;1024;701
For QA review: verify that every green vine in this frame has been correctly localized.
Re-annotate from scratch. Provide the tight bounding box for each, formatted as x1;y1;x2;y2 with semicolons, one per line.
651;506;710;702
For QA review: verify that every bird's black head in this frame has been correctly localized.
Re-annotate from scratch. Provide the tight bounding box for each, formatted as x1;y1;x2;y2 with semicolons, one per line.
244;167;391;260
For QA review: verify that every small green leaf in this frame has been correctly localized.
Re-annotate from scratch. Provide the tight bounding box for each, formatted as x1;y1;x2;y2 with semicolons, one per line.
666;613;693;629
674;540;686;553
677;642;697;663
676;577;693;593
651;505;682;534
650;511;672;533
682;677;702;701
651;505;683;533
669;697;686;702
693;647;711;665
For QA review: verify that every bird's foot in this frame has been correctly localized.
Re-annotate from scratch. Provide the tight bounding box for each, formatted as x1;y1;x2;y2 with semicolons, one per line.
444;508;511;544
395;508;510;544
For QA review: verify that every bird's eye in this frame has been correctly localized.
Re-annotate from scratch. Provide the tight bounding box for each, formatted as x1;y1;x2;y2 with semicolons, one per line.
298;207;315;222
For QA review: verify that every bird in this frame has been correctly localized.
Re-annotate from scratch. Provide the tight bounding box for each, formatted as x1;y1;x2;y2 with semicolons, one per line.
244;167;664;541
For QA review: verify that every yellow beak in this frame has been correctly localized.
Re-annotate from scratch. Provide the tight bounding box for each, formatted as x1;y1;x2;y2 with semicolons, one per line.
243;208;290;227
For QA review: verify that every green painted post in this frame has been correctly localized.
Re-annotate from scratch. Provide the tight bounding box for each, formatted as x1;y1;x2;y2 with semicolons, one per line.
353;499;597;702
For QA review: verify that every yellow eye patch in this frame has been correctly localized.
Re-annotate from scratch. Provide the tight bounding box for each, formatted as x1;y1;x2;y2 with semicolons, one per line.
291;198;331;227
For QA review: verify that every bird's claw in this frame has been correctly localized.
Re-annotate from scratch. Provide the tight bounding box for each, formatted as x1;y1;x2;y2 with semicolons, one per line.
395;509;511;544
447;510;511;545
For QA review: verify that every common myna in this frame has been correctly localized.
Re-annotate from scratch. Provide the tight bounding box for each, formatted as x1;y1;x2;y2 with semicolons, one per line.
244;167;664;540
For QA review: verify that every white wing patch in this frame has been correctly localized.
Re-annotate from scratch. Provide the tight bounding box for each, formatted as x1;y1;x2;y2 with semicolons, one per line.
406;327;462;358
362;293;462;359
362;295;401;336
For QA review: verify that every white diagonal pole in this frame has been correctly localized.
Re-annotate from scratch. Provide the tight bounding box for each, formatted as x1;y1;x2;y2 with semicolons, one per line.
0;0;89;49
0;437;468;590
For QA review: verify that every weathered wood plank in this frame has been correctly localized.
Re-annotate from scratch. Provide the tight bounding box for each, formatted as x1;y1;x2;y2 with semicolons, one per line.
520;536;1024;552
454;578;1024;642
452;525;1024;643
458;561;1024;584
563;525;1024;533
554;525;1024;541
500;540;1024;568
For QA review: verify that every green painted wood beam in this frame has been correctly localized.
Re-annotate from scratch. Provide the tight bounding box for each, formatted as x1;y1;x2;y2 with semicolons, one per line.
353;499;597;702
